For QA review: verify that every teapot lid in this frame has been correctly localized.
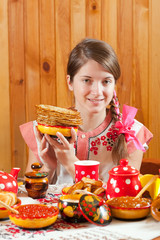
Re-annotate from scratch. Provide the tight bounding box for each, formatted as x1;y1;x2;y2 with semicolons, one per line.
109;159;139;176
79;194;112;226
25;162;48;179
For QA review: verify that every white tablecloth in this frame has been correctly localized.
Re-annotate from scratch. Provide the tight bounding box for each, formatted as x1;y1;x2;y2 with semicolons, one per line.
0;184;159;240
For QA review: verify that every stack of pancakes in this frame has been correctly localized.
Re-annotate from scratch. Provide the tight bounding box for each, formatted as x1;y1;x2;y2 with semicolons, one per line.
36;104;83;137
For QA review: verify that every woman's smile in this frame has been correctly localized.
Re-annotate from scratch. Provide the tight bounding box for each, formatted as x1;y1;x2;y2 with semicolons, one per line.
87;98;105;106
87;98;104;102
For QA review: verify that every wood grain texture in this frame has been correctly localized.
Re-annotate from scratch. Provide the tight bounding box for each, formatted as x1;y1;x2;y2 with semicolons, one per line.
0;0;159;176
117;0;133;108
86;0;101;39
71;0;86;48
101;0;118;52
133;0;149;159
133;0;149;122
148;0;160;159
8;0;26;174
0;0;11;172
39;0;56;106
55;0;72;107
24;0;40;121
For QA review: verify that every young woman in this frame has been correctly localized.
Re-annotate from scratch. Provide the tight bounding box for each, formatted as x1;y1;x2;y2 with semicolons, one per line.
20;38;153;184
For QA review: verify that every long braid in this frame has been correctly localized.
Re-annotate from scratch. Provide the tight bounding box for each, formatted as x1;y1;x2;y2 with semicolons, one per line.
110;91;128;164
110;90;121;121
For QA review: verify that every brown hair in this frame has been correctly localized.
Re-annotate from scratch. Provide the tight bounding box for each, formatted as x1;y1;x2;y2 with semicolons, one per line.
67;38;120;82
67;38;128;164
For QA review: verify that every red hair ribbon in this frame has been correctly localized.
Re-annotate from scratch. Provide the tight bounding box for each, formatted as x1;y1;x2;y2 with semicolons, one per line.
114;104;145;152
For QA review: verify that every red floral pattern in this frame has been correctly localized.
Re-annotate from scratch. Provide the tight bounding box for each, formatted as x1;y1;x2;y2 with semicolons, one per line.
0;219;88;239
37;194;59;204
80;194;112;226
90;126;119;155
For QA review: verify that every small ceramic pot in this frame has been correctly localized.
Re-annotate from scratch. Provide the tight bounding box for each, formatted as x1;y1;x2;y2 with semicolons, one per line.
106;159;142;199
25;163;48;199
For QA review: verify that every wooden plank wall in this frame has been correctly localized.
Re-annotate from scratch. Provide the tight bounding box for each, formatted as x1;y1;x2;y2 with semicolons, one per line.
0;0;159;177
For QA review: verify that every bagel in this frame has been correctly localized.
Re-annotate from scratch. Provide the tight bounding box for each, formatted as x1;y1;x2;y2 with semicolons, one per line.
93;187;106;195
67;180;84;194
81;177;103;187
0;191;17;207
36;104;82;138
151;195;160;221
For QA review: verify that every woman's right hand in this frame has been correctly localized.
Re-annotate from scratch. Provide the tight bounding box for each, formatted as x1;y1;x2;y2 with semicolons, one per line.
35;126;57;170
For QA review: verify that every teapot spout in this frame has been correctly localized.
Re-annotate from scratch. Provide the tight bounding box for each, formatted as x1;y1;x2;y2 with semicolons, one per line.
10;168;21;180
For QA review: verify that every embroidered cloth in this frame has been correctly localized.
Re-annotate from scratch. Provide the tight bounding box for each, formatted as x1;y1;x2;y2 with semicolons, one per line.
0;184;159;240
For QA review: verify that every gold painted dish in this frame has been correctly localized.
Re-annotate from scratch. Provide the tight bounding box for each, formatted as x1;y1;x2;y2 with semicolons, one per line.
107;196;151;220
0;198;21;220
9;204;59;229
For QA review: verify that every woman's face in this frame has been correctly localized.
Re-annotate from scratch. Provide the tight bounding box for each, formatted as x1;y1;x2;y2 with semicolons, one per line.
68;59;115;115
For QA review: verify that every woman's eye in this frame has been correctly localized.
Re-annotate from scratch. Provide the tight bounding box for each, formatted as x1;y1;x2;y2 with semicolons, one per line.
83;79;90;83
103;79;111;85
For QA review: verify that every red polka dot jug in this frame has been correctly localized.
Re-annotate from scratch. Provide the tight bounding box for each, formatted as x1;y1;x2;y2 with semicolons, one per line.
106;159;142;199
0;168;20;194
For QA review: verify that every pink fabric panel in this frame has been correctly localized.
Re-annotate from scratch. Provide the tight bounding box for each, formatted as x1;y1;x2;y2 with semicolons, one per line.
127;125;153;153
19;121;40;161
76;133;89;160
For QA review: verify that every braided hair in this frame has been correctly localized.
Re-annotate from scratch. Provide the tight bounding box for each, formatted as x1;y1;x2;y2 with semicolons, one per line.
110;91;128;164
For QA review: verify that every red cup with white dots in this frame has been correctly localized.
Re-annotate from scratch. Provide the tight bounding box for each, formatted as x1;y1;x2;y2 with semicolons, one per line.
74;160;100;183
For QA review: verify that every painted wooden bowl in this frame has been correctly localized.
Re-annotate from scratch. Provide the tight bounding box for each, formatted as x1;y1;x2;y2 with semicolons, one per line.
58;194;86;223
107;196;151;220
59;194;112;226
9;204;59;229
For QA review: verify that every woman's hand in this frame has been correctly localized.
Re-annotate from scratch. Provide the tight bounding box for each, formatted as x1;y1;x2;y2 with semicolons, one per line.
44;128;78;178
35;126;57;170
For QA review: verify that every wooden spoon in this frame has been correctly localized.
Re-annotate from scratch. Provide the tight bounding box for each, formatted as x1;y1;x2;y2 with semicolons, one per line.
135;175;158;198
0;200;19;214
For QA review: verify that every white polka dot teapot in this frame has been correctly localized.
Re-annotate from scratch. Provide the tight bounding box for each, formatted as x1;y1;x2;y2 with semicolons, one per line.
106;159;142;199
0;168;20;193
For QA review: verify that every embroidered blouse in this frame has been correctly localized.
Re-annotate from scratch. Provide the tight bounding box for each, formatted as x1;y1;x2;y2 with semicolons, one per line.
19;109;153;184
